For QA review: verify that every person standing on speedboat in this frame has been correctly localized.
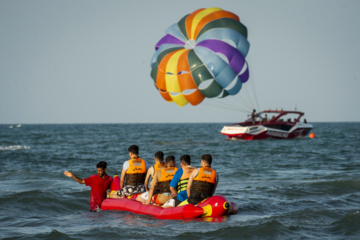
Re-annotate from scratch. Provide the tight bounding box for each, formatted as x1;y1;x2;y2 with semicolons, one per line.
111;145;149;198
64;161;113;212
251;109;257;124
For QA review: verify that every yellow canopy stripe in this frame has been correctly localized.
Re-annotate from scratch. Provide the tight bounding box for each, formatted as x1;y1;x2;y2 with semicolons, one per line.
164;49;189;106
190;7;223;39
170;91;188;107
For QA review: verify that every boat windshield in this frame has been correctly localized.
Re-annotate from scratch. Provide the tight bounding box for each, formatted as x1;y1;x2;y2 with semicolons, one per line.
244;111;305;124
260;112;303;123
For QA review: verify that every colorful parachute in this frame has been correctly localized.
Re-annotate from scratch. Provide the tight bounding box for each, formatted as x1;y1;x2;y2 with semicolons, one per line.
150;7;250;106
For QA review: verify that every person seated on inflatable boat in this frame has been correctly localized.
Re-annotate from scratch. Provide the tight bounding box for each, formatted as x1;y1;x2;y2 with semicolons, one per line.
136;155;177;205
64;161;113;212
186;154;219;205
111;145;149;198
144;151;166;191
162;154;196;208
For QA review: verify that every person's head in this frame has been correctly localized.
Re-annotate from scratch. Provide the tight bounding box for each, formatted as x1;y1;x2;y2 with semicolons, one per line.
180;154;191;167
201;154;212;167
154;151;164;163
253;109;256;113
165;155;176;167
128;145;139;156
96;161;107;177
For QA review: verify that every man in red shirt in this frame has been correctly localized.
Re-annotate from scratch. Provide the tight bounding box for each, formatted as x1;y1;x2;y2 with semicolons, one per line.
64;161;113;212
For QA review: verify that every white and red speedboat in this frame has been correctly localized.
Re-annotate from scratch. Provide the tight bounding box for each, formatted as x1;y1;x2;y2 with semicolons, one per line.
220;110;313;140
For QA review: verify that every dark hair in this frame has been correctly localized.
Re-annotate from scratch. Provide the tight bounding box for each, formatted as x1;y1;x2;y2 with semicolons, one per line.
155;151;164;161
166;155;175;166
96;161;107;169
128;145;139;155
166;155;175;164
201;154;212;166
180;154;191;165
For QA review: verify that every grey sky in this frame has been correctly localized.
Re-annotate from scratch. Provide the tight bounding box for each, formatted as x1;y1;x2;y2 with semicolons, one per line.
1;0;359;124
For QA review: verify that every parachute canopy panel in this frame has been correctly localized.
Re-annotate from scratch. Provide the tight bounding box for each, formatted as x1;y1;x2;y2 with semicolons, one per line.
150;7;250;106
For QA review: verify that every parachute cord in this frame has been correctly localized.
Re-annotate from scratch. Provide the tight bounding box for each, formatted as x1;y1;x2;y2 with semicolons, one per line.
247;61;260;111
236;89;255;111
242;84;256;110
202;100;251;113
249;73;260;111
201;93;246;112
197;56;261;115
201;89;254;114
200;75;261;116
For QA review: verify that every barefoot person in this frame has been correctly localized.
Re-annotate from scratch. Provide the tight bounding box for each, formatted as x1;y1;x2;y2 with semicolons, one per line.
64;161;113;212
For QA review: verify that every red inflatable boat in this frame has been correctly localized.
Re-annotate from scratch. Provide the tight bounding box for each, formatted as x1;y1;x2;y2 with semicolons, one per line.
101;175;238;220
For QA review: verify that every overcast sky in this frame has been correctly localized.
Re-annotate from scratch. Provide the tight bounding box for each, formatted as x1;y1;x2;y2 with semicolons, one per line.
1;0;359;124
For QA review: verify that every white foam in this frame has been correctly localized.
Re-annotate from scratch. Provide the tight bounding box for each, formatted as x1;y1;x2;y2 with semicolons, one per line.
0;145;30;151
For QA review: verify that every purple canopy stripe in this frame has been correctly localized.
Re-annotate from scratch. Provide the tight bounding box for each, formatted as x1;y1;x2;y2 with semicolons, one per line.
155;34;185;50
197;39;248;83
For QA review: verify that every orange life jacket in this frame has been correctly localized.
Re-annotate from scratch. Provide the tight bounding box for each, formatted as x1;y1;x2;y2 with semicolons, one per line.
190;166;216;196
152;162;166;177
177;166;196;192
154;167;178;194
125;157;147;186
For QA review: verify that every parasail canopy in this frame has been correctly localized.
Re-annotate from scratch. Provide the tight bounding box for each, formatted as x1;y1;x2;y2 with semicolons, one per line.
150;7;250;107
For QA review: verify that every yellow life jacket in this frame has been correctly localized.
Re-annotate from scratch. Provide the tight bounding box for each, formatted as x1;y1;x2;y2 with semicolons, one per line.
125;157;147;186
154;167;178;194
177;166;196;192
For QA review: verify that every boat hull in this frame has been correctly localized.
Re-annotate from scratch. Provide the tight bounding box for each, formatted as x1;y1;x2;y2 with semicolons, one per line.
221;124;312;140
221;110;313;140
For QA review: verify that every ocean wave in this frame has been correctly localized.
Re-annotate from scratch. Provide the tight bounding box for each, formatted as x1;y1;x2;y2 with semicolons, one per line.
0;145;30;151
330;210;360;237
310;179;360;193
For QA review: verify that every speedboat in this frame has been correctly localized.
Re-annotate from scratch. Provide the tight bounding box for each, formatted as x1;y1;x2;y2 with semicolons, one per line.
220;110;313;140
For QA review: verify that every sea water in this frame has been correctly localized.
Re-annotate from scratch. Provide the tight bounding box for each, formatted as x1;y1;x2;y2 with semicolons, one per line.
0;122;359;239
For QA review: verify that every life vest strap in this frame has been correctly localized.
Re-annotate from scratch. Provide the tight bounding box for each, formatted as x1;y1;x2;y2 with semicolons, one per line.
125;172;146;186
177;179;189;192
154;180;171;194
190;180;214;195
188;181;215;205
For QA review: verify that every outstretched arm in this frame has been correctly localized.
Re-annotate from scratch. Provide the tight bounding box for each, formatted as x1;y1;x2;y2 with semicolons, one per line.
64;171;85;184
